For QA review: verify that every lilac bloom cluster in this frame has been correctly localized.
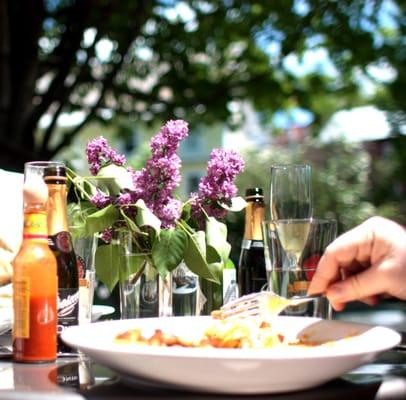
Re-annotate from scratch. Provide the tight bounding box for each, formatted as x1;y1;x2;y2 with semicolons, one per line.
85;121;188;230
86;136;126;175
191;148;245;224
90;190;112;209
84;120;244;240
131;120;189;228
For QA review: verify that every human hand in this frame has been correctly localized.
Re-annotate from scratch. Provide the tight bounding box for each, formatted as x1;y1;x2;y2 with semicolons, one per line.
307;216;406;311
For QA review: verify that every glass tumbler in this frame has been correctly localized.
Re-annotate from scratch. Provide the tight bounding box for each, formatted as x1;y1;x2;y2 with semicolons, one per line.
262;218;337;319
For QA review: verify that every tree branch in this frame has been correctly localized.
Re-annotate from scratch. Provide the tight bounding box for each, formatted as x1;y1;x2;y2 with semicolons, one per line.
39;28;104;153
22;0;94;146
0;0;10;132
47;0;151;158
6;0;44;147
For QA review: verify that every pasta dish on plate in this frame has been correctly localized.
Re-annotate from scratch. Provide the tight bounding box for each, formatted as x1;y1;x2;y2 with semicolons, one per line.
114;317;323;349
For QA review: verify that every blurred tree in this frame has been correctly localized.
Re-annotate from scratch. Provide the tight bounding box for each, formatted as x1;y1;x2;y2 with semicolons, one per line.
227;137;405;265
0;0;405;171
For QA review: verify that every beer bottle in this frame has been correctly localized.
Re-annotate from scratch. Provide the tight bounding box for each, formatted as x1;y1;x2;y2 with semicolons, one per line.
238;188;267;295
13;174;58;362
44;164;79;353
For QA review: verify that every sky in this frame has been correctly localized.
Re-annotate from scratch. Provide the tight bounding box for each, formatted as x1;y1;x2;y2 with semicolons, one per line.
319;106;393;143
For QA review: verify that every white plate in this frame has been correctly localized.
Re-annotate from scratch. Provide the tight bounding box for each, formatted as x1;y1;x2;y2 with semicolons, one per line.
91;305;115;322
61;316;400;394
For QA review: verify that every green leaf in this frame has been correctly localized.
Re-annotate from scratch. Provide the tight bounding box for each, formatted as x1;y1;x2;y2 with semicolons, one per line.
85;204;120;235
134;199;161;236
183;231;219;283
95;241;148;292
207;261;223;283
206;246;221;264
205;217;231;262
152;228;187;277
95;243;120;292
68;201;98;239
96;164;134;195
219;196;247;212
68;172;99;200
119;253;146;285
181;202;192;221
225;258;236;269
120;208;143;234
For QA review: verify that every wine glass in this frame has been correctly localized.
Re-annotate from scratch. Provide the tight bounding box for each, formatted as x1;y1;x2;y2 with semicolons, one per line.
267;164;313;303
269;164;313;267
269;164;312;220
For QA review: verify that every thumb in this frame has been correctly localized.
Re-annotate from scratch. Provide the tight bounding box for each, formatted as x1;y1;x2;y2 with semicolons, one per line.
326;266;385;305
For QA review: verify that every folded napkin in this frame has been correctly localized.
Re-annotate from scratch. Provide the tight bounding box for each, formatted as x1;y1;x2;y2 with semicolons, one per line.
0;283;13;335
0;169;23;285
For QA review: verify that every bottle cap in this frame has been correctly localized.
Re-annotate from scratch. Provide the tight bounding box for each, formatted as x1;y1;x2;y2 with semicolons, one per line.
245;187;263;200
44;164;67;184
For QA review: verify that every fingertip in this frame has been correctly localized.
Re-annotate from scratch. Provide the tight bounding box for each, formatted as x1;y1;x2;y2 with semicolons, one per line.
306;282;318;296
307;269;334;296
325;284;348;311
361;295;379;306
307;279;325;296
331;301;346;312
327;284;343;299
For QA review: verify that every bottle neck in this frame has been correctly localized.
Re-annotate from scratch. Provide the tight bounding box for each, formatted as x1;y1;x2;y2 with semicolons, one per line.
243;200;265;241
23;204;49;241
46;184;69;234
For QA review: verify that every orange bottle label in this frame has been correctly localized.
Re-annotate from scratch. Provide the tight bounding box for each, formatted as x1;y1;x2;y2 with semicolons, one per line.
13;278;30;338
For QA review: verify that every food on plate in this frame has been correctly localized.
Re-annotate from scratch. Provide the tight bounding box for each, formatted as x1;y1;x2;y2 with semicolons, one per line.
115;318;292;349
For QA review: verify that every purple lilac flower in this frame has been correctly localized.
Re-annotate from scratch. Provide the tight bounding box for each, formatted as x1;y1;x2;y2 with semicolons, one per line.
131;120;189;228
85;121;189;230
154;198;183;228
100;228;113;243
191;148;245;224
116;191;132;207
115;191;136;218
90;190;112;209
150;120;189;156
86;136;126;175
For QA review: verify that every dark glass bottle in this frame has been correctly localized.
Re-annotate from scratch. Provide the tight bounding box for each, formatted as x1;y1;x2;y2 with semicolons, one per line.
44;164;79;353
238;188;267;295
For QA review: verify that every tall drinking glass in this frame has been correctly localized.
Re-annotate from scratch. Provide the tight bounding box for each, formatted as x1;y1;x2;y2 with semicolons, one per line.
269;164;313;274
263;218;337;318
269;164;313;219
24;161;65;202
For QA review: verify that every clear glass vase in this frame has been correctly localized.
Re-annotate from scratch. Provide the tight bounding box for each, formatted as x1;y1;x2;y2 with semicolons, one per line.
172;261;200;316
118;231;172;319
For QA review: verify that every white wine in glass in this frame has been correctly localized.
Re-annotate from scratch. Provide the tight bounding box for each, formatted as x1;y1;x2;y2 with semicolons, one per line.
273;219;311;267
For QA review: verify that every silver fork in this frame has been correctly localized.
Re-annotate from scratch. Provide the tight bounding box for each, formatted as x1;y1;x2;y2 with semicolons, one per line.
218;291;322;319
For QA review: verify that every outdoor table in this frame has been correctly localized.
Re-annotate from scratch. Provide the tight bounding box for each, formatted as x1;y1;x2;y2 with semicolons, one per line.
1;330;405;400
